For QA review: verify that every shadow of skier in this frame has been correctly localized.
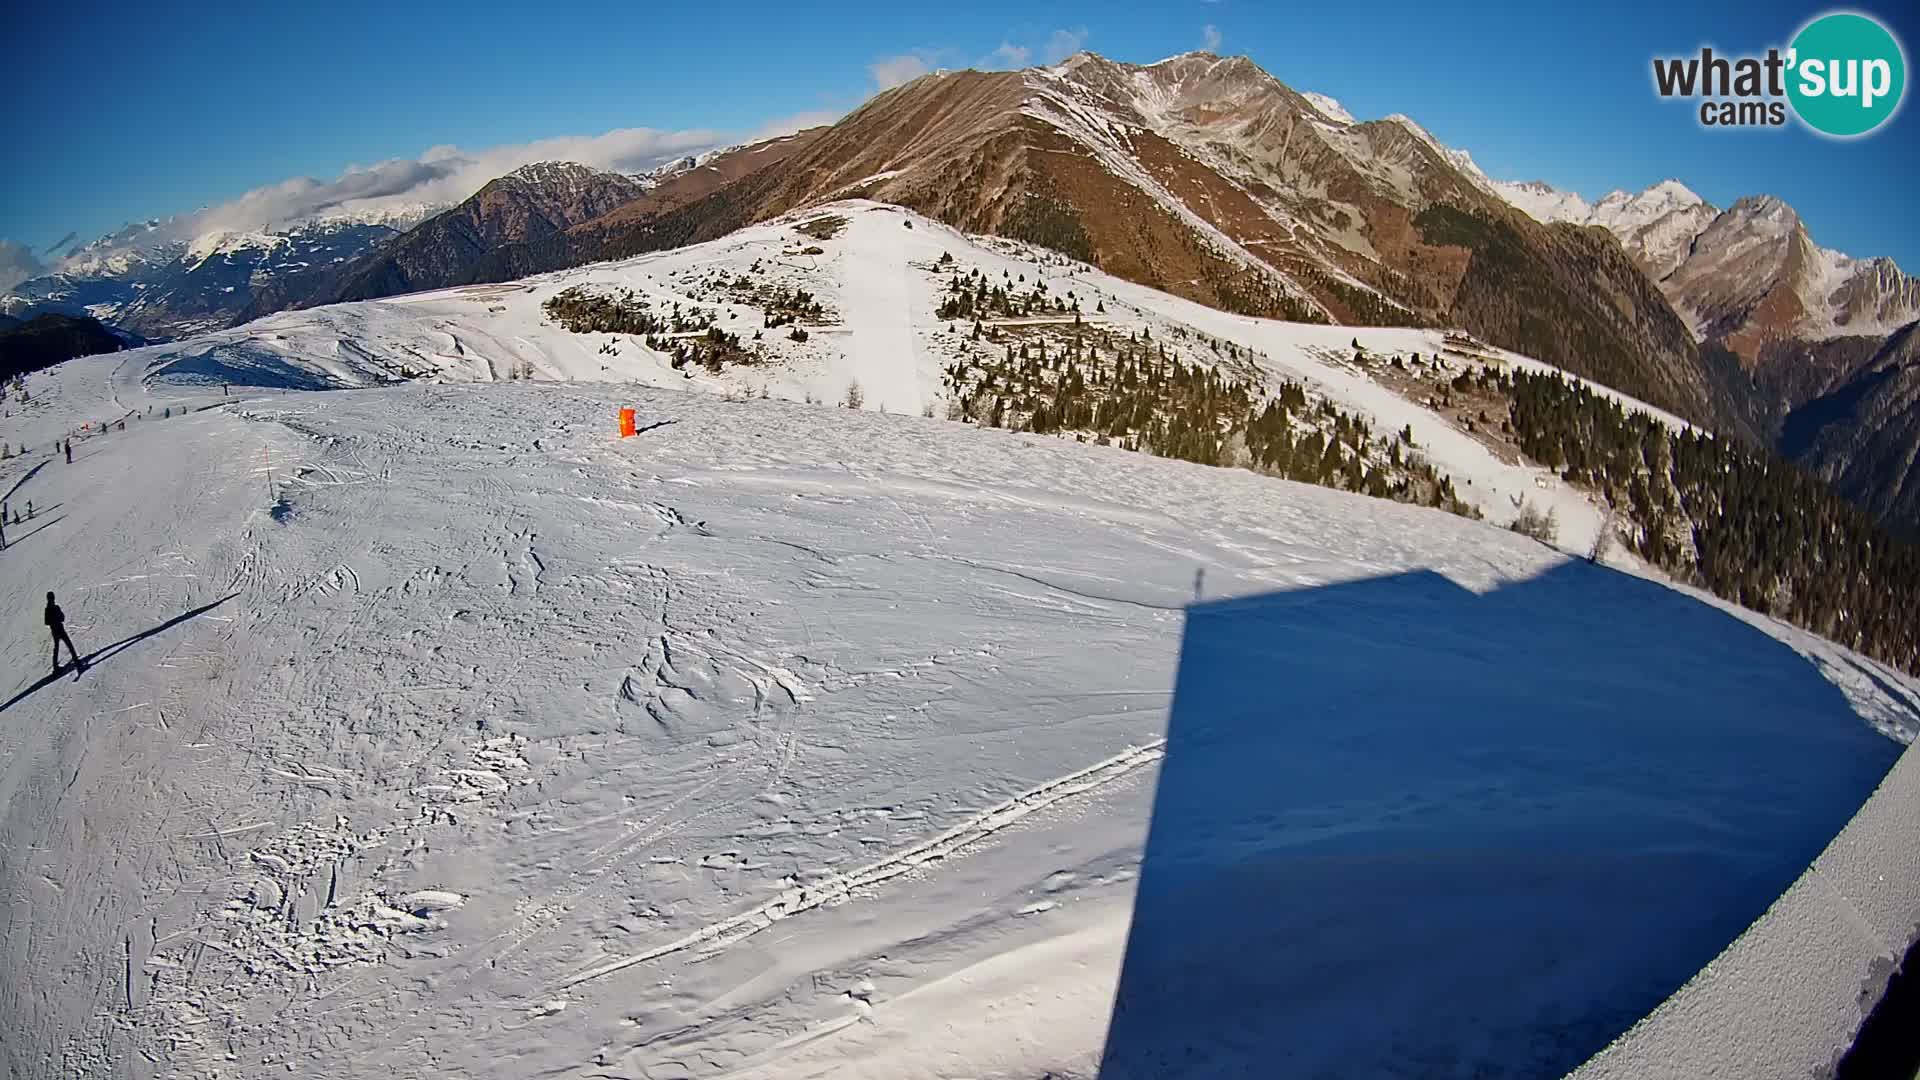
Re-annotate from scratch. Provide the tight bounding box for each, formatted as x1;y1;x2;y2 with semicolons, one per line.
0;515;67;553
0;592;240;715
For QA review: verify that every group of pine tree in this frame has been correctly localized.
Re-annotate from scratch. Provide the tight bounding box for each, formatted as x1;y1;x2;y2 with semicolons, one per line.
543;286;761;373
941;322;1475;520
1491;365;1919;673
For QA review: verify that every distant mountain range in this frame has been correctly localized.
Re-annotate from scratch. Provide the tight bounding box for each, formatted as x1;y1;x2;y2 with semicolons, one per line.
1493;176;1920;534
1;213;431;341
8;49;1917;533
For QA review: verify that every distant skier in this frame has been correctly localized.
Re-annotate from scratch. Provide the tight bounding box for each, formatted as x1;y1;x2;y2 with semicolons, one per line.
47;593;82;674
64;441;72;464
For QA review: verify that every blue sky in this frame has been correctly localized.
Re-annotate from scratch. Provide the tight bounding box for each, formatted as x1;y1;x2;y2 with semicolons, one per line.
5;0;1915;270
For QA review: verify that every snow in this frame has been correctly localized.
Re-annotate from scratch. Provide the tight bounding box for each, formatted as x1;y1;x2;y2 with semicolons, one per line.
185;228;288;268
1574;739;1920;1080
1015;94;1321;314
73;201;1702;555
1301;91;1355;126
1492;179;1706;230
1382;114;1499;196
1587;180;1705;230
1491;179;1724;283
830;209;924;412
4;204;1917;1080
1492;179;1596;225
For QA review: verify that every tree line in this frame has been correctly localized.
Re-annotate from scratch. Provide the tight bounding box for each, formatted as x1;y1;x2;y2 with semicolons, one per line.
941;329;1478;519
1496;365;1920;673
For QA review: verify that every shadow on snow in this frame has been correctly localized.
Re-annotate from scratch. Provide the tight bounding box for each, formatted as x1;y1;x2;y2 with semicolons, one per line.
0;593;240;716
1098;559;1901;1079
0;515;67;553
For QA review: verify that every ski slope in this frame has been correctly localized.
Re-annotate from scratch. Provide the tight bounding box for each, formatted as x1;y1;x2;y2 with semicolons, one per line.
2;341;1916;1078
81;200;1693;556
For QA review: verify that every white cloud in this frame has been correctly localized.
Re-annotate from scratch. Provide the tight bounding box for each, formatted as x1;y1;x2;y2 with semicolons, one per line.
1201;24;1223;52
1041;27;1090;65
991;41;1032;68
870;53;934;91
192;126;724;237
0;240;45;293
751;108;846;141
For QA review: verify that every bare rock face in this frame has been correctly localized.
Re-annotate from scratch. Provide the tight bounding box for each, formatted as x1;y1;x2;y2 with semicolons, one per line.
1494;173;1920;533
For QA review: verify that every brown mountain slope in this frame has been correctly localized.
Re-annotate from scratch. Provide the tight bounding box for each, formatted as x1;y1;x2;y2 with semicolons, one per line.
562;52;1736;433
1780;322;1920;536
331;162;650;301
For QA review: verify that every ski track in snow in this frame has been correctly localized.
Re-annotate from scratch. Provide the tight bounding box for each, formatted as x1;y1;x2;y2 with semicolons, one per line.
557;739;1165;992
2;202;1916;1080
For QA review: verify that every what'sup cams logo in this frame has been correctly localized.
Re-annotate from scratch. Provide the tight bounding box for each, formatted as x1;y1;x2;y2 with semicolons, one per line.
1652;11;1906;136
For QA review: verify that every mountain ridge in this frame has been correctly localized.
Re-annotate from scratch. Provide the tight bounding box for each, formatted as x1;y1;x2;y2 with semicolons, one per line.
1492;173;1920;533
14;48;1919;531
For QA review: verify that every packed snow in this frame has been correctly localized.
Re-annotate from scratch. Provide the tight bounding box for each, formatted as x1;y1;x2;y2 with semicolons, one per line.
3;203;1916;1080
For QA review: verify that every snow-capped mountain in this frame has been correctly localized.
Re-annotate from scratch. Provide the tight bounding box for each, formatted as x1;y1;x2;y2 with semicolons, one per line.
1491;175;1920;533
1493;178;1919;347
1491;180;1593;227
1300;91;1356;125
11;52;1728;433
1665;195;1920;347
1492;178;1717;281
494;160;648;214
1;207;439;340
17;49;1912;525
633;145;735;189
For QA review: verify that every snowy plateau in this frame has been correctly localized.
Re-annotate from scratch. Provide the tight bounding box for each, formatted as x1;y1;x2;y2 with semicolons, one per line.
1;201;1914;1080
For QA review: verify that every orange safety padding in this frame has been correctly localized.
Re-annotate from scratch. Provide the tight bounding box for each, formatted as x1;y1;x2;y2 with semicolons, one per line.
618;407;637;438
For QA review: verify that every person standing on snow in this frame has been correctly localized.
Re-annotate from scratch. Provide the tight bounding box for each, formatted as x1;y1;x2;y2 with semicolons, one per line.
47;593;82;673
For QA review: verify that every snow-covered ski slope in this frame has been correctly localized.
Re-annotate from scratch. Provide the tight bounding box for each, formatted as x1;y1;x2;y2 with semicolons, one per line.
97;200;1684;556
2;342;1916;1079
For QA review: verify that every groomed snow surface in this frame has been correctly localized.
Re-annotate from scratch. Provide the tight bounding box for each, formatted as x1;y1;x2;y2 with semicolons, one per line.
3;205;1917;1080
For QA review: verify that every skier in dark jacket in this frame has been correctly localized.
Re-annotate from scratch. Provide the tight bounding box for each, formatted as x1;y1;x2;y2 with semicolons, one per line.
46;593;82;673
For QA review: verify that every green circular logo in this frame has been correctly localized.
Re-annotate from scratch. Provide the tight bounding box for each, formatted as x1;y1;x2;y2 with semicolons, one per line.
1787;12;1906;137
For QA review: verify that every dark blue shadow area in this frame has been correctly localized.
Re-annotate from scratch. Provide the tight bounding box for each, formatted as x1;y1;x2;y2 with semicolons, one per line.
1099;560;1901;1079
149;345;339;391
